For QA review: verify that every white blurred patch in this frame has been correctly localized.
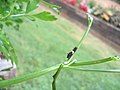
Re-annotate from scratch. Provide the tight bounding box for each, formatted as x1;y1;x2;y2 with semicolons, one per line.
0;59;16;80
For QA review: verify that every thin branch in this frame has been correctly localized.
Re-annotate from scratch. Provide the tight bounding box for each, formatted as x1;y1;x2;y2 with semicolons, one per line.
66;67;120;73
0;64;60;88
52;64;63;90
11;14;27;17
66;13;93;64
70;56;120;66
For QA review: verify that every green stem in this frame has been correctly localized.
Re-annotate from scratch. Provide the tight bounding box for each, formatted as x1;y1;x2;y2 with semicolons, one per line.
52;13;93;90
11;14;26;17
0;64;60;88
52;64;63;90
67;67;120;73
70;56;119;66
77;14;93;48
0;56;119;88
67;13;93;64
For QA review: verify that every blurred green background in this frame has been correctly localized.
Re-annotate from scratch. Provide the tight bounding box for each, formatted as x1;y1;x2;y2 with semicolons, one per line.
5;15;120;90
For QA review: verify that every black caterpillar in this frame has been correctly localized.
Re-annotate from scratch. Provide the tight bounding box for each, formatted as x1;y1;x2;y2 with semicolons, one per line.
67;47;77;60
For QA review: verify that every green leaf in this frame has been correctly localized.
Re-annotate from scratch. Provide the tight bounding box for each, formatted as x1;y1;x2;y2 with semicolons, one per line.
33;11;57;21
12;18;23;24
5;21;13;27
26;0;39;13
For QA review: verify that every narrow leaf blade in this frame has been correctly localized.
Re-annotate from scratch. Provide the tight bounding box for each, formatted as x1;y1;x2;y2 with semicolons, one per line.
33;11;57;21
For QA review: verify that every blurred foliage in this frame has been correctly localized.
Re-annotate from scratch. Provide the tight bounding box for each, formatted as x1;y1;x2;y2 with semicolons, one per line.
0;0;59;64
88;0;96;9
3;18;119;90
114;0;120;4
0;30;18;64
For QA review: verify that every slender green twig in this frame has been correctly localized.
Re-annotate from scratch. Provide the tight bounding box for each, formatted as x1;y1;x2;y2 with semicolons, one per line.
0;64;60;88
66;67;120;73
63;13;93;68
65;13;93;65
52;13;93;90
70;56;120;66
11;14;27;17
52;64;63;90
0;11;25;21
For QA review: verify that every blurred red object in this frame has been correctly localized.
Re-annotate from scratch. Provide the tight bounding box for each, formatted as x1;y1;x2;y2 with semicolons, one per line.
69;0;77;6
79;4;89;12
79;0;89;12
62;0;77;6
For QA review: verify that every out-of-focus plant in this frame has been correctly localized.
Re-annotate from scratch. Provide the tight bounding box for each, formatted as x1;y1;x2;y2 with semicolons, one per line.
0;0;59;30
88;0;96;9
0;0;120;90
0;0;60;62
0;0;59;82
